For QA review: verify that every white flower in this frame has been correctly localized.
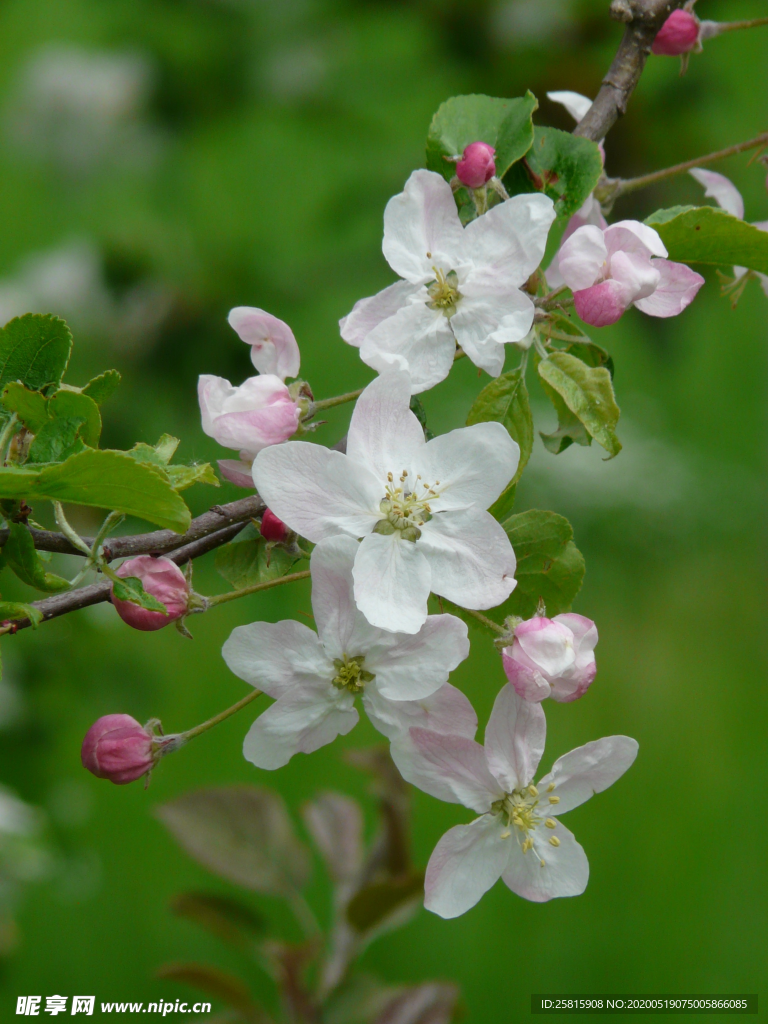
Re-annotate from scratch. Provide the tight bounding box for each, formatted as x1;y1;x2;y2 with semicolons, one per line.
221;536;475;769
689;167;768;296
253;371;519;633
198;374;301;461
392;684;637;917
340;170;555;393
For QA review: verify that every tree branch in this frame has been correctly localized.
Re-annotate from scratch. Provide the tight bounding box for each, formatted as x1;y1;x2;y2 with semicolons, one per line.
573;0;685;143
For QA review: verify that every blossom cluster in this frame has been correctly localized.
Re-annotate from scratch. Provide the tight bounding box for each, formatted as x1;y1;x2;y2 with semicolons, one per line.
85;122;729;916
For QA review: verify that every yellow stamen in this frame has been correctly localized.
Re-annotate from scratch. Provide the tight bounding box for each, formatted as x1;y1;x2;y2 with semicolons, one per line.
548;795;560;804
545;818;557;829
549;836;560;847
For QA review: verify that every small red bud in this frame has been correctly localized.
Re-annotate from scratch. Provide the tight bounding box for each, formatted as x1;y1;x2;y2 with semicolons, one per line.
81;714;155;785
652;10;700;56
260;508;289;543
111;555;189;631
455;142;496;189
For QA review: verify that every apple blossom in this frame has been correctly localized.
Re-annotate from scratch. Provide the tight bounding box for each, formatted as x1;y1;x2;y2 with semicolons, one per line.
253;371;519;633
111;555;189;631
651;9;700;56
557;220;704;327
689;167;768;296
501;613;597;703
221;536;475;770
339;169;555;392
455;142;496;189
227;306;301;380
392;685;638;916
81;715;156;784
198;373;301;486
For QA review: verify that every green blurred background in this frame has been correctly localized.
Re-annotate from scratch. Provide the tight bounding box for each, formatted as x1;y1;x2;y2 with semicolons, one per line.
0;0;765;1020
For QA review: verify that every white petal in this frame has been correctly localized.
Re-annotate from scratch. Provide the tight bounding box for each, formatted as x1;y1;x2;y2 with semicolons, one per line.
222;620;332;698
352;531;432;634
227;306;301;380
339;280;421;347
391;728;502;811
462;193;556;285
309;537;384;660
502;820;588;902
689;168;745;220
484;684;546;792
452;287;536;369
557;225;607;292
365;613;470;700
609;250;660;304
243;688;358;770
516;619;575;677
360;301;457;395
450;314;507;377
363;681;477;741
604;221;668;259
346;371;426;480
554;613;598;655
382;170;465;284
547;90;593;124
424;815;511;919
419;507;517;610
537;735;639;815
414;422;519;513
253;442;381;543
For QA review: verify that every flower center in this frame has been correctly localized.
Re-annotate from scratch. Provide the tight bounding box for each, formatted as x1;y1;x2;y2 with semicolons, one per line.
426;268;461;317
491;782;561;863
372;470;440;542
332;654;374;694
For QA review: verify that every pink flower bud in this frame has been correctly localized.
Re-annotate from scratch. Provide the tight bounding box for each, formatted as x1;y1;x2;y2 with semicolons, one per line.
651;10;700;56
81;714;155;785
198;374;300;460
501;613;598;703
111;555;189;631
455;142;496;189
260;508;289;543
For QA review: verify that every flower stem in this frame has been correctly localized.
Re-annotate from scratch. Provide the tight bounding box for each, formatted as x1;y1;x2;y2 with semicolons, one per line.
313;388;364;412
703;16;768;36
0;414;18;464
611;131;768;199
53;502;92;557
205;569;311;608
179;687;263;743
535;285;568;310
462;608;507;635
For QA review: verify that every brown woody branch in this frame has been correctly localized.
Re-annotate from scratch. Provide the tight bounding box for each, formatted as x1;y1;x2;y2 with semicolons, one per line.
573;0;685;143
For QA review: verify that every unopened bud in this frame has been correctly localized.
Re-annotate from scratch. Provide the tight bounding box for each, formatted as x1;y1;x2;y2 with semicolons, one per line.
111;555;189;631
456;142;496;189
651;9;700;56
81;714;155;785
260;508;289;543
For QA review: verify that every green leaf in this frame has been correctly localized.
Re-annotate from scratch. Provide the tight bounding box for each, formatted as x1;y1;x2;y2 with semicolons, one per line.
111;575;167;613
80;369;121;405
538;376;592;454
155;786;312;895
426;92;538;182
559;338;614;378
466;368;533;486
4;522;70;593
346;872;425;933
166;462;219;492
0;314;72;393
504;127;603;219
170;892;265;950
646;204;768;274
0;601;43;627
537;351;621;458
45;391;101;446
128;435;216;493
1;383;48;432
0;450;191;532
487;483;516;523
215;525;300;589
495;509;585;620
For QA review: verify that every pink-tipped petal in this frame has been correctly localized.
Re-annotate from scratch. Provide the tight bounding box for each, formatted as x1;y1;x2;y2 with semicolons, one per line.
424;816;510;919
228;307;301;380
573;279;629;327
218;458;254;488
609;250;661;304
483;684;546;792
689;168;745;220
555;225;607;292
633;259;704;317
604;221;667;260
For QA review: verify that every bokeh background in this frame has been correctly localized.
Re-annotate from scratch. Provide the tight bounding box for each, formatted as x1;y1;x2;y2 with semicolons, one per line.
0;0;765;1020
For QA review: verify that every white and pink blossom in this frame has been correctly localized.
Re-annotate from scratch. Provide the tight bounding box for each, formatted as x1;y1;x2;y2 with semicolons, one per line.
502;613;597;703
340;169;555;393
253;371;519;633
557;220;704;327
392;685;637;917
227;306;301;380
221;536;474;770
198;373;301;484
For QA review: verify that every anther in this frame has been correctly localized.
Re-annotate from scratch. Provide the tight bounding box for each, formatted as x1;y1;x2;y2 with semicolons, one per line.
548;795;560;804
528;785;538;797
540;859;546;868
387;472;393;482
547;783;556;792
549;836;560;847
545;818;557;829
501;829;511;839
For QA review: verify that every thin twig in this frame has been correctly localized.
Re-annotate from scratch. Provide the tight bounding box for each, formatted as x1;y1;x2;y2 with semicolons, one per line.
205;570;311;608
573;0;685;143
701;16;768;38
180;688;263;742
